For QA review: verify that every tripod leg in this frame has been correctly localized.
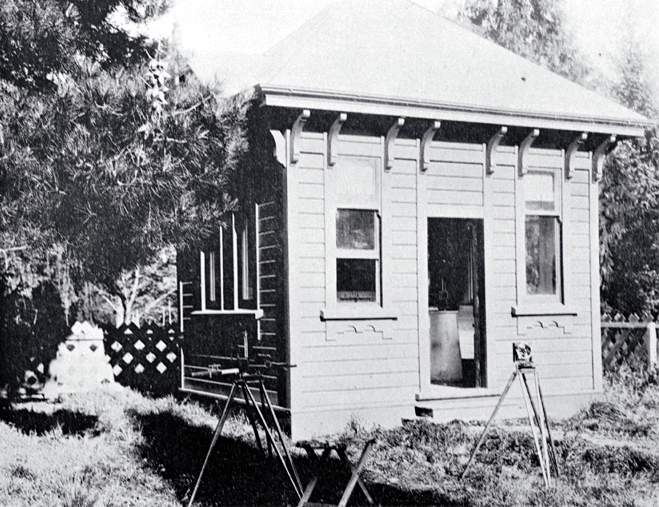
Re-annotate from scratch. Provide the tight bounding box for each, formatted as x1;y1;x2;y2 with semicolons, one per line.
535;373;560;477
243;383;303;499
259;380;303;493
187;381;239;507
522;371;553;484
461;370;517;480
240;381;265;456
519;373;549;486
255;382;274;458
528;372;552;483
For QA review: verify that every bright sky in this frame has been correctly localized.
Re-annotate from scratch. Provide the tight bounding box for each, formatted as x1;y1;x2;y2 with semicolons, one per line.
148;0;659;87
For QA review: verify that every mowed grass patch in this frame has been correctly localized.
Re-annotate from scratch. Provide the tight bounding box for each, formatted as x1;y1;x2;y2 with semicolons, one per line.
0;388;184;507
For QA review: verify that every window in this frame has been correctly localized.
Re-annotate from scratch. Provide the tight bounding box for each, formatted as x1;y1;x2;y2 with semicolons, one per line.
197;214;257;313
524;171;562;300
241;227;253;301
336;209;380;302
325;155;384;310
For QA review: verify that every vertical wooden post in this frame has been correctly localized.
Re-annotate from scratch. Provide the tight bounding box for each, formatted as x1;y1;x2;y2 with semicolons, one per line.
647;322;657;370
219;227;225;310
179;281;185;333
255;204;261;342
232;213;239;310
199;251;206;311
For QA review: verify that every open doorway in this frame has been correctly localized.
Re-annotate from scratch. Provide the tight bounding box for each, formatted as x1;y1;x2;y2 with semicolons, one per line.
428;218;486;388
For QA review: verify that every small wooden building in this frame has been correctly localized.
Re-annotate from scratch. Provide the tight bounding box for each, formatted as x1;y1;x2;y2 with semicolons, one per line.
177;0;652;440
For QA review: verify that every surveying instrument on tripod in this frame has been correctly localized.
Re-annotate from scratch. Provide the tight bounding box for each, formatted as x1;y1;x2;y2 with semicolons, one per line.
461;342;560;487
185;355;301;507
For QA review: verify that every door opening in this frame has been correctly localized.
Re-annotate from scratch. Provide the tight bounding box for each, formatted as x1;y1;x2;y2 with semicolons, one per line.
428;218;486;388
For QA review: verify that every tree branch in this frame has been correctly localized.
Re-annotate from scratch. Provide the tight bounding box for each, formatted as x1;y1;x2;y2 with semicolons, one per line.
139;288;176;319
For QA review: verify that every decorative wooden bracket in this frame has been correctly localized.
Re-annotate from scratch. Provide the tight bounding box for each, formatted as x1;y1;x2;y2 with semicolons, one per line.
420;120;441;172
518;128;540;177
565;132;588;180
486;126;508;175
270;130;286;165
290;109;311;165
384;118;405;171
327;112;347;167
592;135;617;182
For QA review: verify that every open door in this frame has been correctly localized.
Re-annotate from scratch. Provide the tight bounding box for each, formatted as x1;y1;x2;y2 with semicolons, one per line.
428;218;486;388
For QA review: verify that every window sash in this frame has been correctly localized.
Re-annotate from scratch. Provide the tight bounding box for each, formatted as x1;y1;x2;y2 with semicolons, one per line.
334;208;381;303
337;258;379;302
522;169;563;302
525;216;562;296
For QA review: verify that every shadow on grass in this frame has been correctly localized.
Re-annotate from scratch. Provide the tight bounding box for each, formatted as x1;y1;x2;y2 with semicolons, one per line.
0;405;98;436
134;411;467;506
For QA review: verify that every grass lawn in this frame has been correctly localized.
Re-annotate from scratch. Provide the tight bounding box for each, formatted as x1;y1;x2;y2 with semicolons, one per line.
1;370;659;507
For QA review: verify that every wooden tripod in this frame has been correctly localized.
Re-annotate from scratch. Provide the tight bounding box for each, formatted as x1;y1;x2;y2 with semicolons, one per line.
186;372;303;506
461;364;560;486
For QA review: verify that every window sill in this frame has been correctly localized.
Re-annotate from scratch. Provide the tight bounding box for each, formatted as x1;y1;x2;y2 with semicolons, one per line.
191;309;264;320
511;304;577;317
320;306;398;321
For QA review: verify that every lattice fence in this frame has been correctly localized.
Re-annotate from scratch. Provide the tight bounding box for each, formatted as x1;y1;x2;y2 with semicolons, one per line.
102;322;180;395
601;313;658;372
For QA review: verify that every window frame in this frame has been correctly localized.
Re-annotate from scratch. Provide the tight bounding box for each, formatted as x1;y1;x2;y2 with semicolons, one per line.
523;170;563;304
194;213;262;317
513;163;574;316
322;149;395;320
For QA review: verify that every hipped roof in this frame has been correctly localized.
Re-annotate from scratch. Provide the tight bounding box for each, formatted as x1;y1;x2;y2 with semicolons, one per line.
190;0;652;136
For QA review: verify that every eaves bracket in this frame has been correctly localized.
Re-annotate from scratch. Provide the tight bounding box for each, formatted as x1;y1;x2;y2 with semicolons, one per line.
565;132;588;180
290;109;311;165
486;126;508;175
518;128;540;177
592;135;617;182
327;112;347;167
270;130;286;165
384;117;405;171
420;120;441;172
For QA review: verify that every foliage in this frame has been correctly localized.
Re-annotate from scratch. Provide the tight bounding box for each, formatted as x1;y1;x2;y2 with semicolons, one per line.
0;0;250;326
96;246;177;325
463;0;592;86
0;277;69;396
599;37;659;314
2;55;248;289
0;0;169;92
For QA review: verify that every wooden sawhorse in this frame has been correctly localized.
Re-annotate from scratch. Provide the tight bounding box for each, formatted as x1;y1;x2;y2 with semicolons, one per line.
296;438;376;507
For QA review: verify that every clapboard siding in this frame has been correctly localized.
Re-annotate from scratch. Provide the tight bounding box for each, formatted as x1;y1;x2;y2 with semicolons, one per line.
257;202;283;349
301;371;418;394
298;386;416;410
493;341;592;360
286;135;422;426
301;357;419;378
283;131;599;438
493;218;515;233
302;342;418;362
391;216;417;232
486;147;595;396
297;152;325;170
388;155;420;342
427;174;483;191
490;332;592;350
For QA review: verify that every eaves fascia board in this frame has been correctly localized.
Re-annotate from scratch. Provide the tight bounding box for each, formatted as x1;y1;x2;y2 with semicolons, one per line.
257;85;652;137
